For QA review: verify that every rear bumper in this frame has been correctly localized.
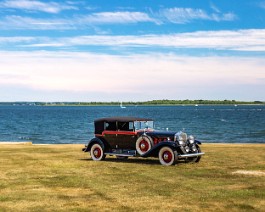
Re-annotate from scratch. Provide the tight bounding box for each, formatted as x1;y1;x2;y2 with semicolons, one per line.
178;152;204;159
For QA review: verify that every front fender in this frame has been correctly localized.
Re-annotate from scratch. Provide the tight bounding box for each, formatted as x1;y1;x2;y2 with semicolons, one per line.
141;141;179;158
195;140;202;145
82;137;105;152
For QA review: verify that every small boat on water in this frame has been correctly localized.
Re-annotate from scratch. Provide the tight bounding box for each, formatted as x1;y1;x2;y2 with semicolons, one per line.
120;102;126;109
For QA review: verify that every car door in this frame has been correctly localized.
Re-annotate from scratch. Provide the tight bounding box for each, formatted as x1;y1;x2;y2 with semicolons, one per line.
102;121;118;149
103;121;137;150
115;121;136;149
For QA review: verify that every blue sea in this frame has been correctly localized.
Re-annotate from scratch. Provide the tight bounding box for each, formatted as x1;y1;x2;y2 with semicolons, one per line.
0;105;264;144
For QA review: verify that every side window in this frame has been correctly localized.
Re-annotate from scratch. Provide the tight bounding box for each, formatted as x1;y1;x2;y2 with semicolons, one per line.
129;122;134;131
117;122;129;131
105;122;116;131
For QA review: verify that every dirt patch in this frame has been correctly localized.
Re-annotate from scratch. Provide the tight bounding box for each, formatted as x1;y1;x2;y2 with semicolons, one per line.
232;170;265;176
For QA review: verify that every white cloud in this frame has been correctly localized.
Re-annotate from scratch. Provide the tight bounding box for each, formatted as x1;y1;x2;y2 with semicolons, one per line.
210;3;221;13
12;29;265;52
0;0;77;13
0;15;74;30
0;51;264;101
160;8;208;24
0;11;157;30
159;7;236;23
259;2;265;9
79;12;158;24
221;13;236;21
0;7;235;30
0;36;35;42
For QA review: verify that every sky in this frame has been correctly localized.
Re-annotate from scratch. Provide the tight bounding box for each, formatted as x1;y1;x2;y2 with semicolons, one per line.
0;0;264;102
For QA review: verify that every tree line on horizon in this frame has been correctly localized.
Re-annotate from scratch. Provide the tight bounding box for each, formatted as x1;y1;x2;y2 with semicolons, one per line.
70;99;264;106
1;99;264;106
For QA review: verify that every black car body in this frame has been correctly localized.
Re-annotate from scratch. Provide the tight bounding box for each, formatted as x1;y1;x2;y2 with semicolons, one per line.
83;117;204;166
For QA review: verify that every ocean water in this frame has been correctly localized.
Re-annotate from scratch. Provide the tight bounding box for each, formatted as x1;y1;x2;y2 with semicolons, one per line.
0;105;264;144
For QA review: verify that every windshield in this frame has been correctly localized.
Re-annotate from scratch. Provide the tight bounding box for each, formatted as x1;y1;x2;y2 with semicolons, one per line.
134;121;154;130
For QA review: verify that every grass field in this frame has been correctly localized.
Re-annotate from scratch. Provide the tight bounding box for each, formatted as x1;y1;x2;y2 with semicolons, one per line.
0;143;264;211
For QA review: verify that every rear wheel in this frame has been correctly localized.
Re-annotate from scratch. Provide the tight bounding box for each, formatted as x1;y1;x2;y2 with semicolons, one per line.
90;143;106;161
158;147;177;166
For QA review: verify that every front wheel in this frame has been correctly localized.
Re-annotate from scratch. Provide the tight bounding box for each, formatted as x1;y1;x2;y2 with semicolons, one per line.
158;147;177;166
90;143;106;161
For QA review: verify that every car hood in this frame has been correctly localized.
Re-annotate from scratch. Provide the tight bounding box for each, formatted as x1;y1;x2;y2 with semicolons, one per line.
138;130;177;138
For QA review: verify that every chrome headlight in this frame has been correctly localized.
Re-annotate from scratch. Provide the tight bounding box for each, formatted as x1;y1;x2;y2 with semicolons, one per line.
185;146;190;152
188;135;195;144
178;139;185;145
191;145;197;152
175;131;187;145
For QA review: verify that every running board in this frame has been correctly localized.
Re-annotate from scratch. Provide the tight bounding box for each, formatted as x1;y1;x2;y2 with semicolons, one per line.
178;152;205;158
104;152;136;157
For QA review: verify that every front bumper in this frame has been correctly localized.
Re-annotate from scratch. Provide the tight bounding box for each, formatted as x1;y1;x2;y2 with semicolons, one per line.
178;152;204;159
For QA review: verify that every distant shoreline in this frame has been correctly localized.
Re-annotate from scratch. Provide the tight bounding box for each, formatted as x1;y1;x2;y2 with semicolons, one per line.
0;99;264;106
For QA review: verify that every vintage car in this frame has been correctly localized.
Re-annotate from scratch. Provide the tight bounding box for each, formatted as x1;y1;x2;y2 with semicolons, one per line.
82;117;204;166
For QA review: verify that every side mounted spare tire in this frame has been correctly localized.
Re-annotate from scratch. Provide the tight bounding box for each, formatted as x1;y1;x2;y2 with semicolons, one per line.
136;135;153;156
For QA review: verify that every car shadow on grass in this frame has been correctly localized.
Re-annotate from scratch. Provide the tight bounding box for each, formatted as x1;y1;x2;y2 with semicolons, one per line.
79;157;187;166
79;157;158;165
107;157;160;165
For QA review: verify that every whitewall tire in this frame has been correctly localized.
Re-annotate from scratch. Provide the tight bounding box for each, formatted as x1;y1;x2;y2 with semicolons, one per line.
136;136;153;156
90;143;105;161
158;147;177;166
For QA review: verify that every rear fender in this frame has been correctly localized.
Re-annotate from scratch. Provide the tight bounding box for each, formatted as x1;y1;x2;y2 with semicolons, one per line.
83;137;105;152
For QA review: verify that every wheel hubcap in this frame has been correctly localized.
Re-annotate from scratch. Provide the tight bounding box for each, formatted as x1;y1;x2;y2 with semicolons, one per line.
94;148;101;158
139;140;149;152
163;151;172;163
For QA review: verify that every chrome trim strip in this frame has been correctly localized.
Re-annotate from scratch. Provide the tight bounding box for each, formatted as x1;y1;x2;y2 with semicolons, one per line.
104;152;135;157
178;152;205;158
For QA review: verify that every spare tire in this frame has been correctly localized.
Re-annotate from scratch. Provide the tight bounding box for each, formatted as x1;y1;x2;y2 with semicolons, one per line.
136;135;153;156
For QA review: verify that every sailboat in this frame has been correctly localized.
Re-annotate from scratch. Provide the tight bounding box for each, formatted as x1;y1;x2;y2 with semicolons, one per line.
120;101;126;109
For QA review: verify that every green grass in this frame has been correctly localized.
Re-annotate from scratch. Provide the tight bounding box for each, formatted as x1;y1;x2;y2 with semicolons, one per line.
0;143;264;211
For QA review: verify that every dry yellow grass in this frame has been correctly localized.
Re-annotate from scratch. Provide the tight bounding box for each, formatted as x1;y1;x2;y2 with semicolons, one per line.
0;143;264;211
